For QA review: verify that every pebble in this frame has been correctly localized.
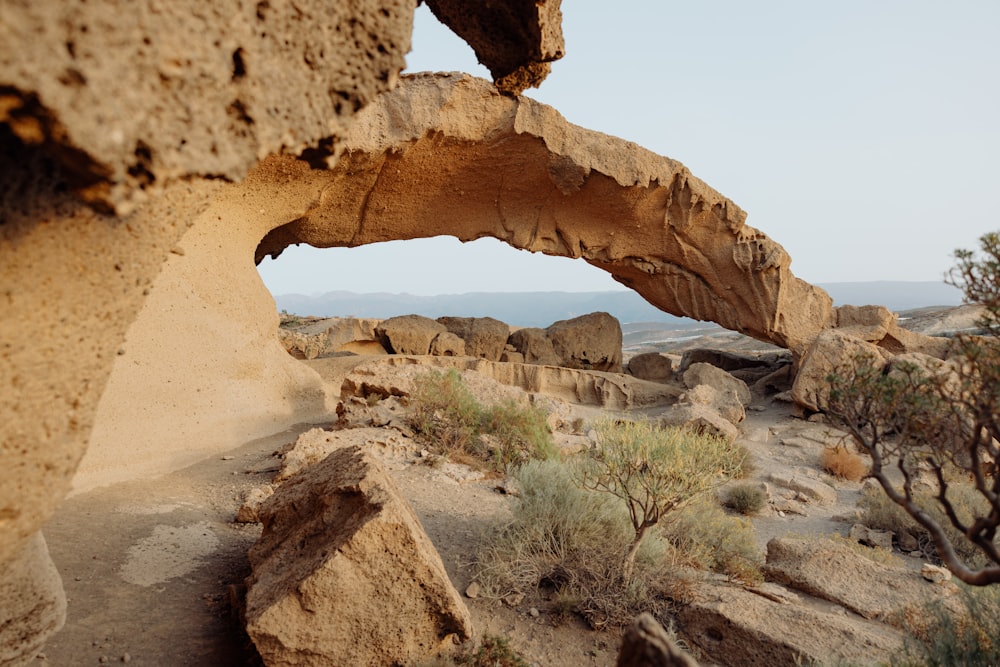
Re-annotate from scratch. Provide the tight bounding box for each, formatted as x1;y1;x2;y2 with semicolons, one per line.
528;607;539;618
221;455;235;461
464;582;480;599
122;654;132;664
99;657;109;664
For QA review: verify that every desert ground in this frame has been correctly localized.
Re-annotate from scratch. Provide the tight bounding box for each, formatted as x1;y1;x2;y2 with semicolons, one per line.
36;306;978;666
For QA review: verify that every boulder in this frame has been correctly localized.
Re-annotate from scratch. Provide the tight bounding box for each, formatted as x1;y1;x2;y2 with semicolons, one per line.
377;315;448;355
678;384;745;426
628;352;673;383
677;580;905;666
437;317;510;361
430;331;466;357
546;312;623;373
766;471;838;505
790;329;887;411
660;404;739;443
763;536;958;623
508;328;561;366
678;349;786;374
616;613;699;667
245;445;472;666
682;363;751;406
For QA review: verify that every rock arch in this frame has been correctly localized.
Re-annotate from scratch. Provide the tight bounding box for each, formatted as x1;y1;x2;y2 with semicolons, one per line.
257;73;834;352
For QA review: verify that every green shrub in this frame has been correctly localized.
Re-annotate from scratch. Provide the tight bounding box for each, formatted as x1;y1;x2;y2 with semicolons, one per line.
580;419;744;580
409;370;555;471
724;483;767;515
661;496;764;584
474;459;677;630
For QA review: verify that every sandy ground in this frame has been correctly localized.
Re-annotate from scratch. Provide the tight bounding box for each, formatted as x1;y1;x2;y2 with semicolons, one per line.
38;368;879;667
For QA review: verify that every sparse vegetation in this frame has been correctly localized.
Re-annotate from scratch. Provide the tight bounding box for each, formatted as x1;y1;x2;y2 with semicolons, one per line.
661;497;764;584
409;369;555;471
579;419;745;581
724;483;768;515
892;584;1000;666
825;232;1000;585
820;444;868;481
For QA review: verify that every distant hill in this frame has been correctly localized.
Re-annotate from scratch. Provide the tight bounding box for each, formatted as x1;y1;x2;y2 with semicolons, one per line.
273;281;963;327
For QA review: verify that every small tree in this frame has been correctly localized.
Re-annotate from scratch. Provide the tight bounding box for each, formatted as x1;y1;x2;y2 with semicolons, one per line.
578;420;743;582
826;232;1000;585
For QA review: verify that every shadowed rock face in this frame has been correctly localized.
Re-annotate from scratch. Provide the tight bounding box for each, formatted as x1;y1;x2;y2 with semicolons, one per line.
258;73;834;352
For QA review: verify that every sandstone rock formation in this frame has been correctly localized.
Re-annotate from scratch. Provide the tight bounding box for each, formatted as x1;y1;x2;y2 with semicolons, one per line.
547;312;623;372
424;0;564;95
256;73;834;353
377;314;448;355
616;613;699;667
0;533;66;667
437;316;510;361
245;445;472;666
508;327;562;366
628;352;673;383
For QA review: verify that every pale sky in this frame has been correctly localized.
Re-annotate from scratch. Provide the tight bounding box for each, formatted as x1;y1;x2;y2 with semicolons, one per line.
258;1;1000;296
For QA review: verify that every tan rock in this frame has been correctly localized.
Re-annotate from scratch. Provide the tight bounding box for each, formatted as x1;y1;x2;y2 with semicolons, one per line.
616;613;699;667
678;385;745;426
508;328;561;366
660;404;739;443
257;73;834;353
790;329;887;411
245;445;472;666
377;314;448;355
849;523;895;551
682;362;751;407
437;317;510;361
236;486;275;524
0;532;66;666
628;352;673;383
766;471;838;505
430;331;467;357
921;563;952;583
763;536;957;623
678;580;905;666
546;312;623;373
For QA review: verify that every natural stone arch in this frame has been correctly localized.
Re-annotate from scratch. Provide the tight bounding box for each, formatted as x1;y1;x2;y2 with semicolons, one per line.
258;73;834;352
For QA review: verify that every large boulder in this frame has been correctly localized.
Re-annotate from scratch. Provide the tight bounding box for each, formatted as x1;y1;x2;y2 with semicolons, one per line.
791;329;887;411
628;352;673;383
376;315;448;355
0;533;66;666
245;445;472;666
682;362;751;416
430;331;467;357
437;317;510;361
546;312;623;373
508;327;561;366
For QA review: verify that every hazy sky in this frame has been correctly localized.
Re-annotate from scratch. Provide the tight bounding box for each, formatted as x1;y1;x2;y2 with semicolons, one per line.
258;1;1000;296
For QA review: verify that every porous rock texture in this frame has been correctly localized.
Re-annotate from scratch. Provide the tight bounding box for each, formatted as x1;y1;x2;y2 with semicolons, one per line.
244;445;472;666
257;73;834;353
0;533;66;667
424;0;564;95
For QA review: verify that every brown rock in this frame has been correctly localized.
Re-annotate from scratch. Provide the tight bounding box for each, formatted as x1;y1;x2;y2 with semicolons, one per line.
424;0;564;95
377;315;448;355
790;329;887;411
430;331;466;357
616;613;699;667
678;580;905;666
437;317;510;361
763;536;957;623
628;352;673;383
245;446;472;666
547;312;623;373
508;328;561;366
660;404;739;443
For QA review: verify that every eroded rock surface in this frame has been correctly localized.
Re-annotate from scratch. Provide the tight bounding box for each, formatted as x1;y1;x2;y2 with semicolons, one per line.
245;445;472;666
257;73;835;353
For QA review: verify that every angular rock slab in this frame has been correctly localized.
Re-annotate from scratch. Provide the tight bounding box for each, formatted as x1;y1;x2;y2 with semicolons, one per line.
677;580;905;666
245;445;471;666
763;536;957;623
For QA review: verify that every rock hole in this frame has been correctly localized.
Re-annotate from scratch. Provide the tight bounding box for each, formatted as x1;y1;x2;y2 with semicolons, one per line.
706;627;724;642
127;141;155;188
255;1;270;21
231;48;247;81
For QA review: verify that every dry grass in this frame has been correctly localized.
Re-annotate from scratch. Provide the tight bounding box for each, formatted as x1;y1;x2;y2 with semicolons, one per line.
820;445;868;481
723;483;768;515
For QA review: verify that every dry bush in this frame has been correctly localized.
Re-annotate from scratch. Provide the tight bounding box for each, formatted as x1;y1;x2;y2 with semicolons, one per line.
723;483;767;515
892;584;1000;666
859;483;993;567
661;497;764;585
410;369;555;471
474;459;682;630
732;443;756;479
824;533;903;568
820;444;868;481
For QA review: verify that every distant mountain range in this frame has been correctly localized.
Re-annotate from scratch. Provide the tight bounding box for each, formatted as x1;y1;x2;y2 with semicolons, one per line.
273;281;963;328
